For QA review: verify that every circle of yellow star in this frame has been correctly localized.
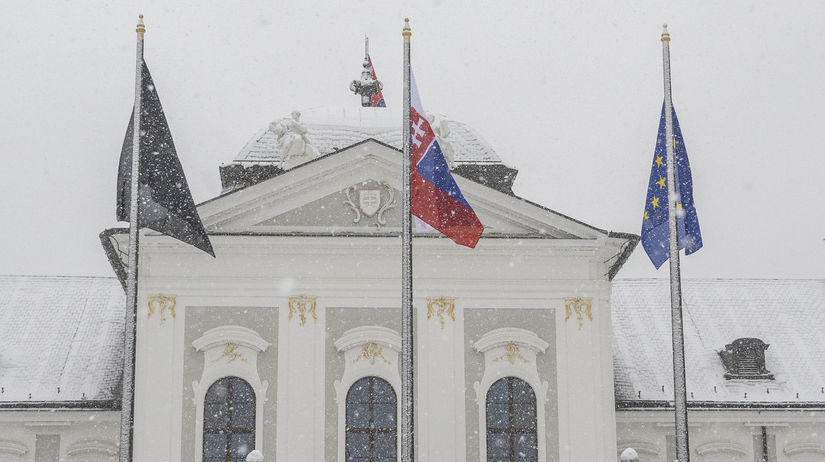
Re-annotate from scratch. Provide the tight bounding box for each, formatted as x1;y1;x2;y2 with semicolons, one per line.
655;156;665;168
651;197;660;209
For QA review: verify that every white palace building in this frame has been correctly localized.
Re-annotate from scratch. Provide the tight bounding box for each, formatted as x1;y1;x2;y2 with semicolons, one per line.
0;107;823;462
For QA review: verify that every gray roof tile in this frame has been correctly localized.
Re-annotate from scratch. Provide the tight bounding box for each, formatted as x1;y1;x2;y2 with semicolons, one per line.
233;106;506;166
0;276;124;403
612;279;825;406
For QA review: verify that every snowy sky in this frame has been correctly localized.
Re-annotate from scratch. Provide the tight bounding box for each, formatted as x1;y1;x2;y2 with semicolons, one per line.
2;0;823;279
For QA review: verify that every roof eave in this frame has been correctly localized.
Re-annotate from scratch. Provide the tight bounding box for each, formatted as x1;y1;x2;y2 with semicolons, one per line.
616;400;825;410
606;232;641;280
99;228;128;290
0;399;121;410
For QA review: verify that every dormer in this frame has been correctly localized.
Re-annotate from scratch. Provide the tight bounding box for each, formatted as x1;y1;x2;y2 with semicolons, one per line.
718;338;774;380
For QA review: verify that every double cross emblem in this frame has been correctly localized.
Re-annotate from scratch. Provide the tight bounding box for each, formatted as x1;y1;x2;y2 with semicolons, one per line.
411;113;427;149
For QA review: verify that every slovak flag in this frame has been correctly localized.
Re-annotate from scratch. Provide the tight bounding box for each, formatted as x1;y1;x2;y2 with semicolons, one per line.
410;71;484;248
366;54;386;107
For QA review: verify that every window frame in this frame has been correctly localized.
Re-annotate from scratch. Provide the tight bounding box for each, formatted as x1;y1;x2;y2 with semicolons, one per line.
473;328;549;462
485;376;539;462
345;376;398;461
192;325;270;462
203;376;257;462
334;326;402;462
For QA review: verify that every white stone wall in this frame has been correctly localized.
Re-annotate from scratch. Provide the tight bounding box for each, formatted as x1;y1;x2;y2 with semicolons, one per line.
0;410;119;462
617;409;825;462
124;231;624;462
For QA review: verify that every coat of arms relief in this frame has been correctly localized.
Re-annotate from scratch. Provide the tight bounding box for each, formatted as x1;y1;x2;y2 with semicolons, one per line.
342;180;396;228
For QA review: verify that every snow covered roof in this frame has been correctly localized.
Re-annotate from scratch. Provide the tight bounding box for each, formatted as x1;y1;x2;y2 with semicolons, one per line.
0;276;124;407
233;106;507;166
612;279;825;408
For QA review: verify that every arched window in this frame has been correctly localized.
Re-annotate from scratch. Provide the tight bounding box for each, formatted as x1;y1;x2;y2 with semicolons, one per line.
203;377;256;462
346;376;397;461
486;377;538;462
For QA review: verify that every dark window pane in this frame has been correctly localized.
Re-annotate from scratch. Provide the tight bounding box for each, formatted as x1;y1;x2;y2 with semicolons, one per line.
346;433;370;458
232;379;255;403
513;433;537;461
347;403;370;429
487;433;510;457
373;403;396;429
512;404;536;429
372;379;396;404
204;433;227;458
488;379;509;403
512;379;535;403
205;403;228;430
230;434;254;459
373;432;396;458
231;402;255;429
348;378;370;403
487;403;509;428
206;381;229;403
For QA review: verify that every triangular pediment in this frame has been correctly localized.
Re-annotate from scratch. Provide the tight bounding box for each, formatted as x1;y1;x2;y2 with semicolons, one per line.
197;140;606;240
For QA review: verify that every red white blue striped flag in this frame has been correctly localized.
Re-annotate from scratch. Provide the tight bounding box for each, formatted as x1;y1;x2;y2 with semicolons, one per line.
410;71;483;248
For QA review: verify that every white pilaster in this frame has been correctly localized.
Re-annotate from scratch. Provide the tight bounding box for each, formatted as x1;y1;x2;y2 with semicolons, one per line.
275;295;326;461
416;296;467;462
133;289;179;462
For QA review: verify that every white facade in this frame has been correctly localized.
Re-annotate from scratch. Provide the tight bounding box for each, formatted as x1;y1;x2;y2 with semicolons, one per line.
0;410;120;462
617;410;825;462
106;140;632;462
2;121;823;462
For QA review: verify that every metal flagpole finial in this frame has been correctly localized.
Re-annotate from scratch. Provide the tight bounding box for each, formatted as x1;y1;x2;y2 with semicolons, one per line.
136;14;145;39
661;23;670;42
403;18;411;40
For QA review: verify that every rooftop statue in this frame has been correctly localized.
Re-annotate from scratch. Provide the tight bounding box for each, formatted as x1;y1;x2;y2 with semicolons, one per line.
427;112;454;168
269;111;320;170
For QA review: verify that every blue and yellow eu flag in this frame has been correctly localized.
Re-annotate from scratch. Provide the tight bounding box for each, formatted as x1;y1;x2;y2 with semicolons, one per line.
641;104;702;268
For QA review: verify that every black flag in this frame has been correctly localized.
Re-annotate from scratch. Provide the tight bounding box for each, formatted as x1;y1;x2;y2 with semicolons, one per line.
117;59;214;256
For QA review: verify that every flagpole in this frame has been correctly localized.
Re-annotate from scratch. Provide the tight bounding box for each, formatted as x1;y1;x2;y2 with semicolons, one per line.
119;14;144;462
661;24;690;462
400;17;415;462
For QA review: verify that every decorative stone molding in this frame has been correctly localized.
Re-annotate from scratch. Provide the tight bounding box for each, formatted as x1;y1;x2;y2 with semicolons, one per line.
66;440;118;457
192;325;271;462
288;295;317;326
192;325;271;353
426;297;455;329
473;327;549;355
694;440;747;456
334;325;401;352
473;328;549;462
333;326;402;462
0;440;28;456
147;294;177;323
784;441;825;456
616;440;660;456
564;297;592;330
342;180;396;228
